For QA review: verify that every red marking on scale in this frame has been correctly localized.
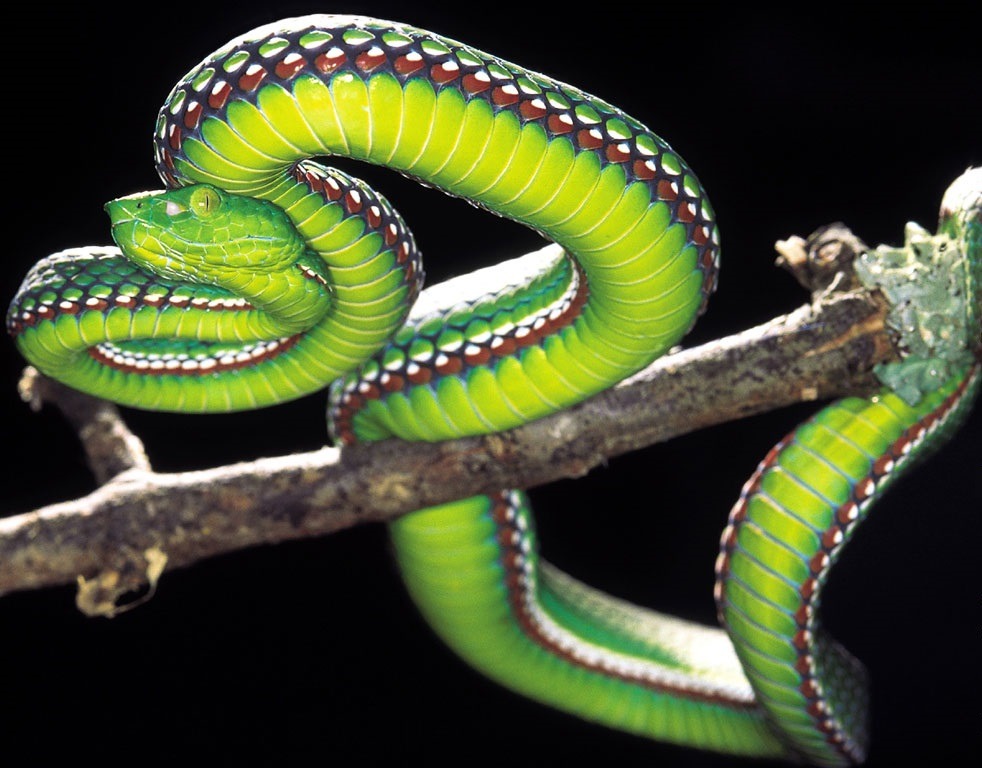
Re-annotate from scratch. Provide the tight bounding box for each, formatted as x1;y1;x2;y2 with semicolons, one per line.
605;143;630;163
345;190;362;214
546;114;573;134
657;179;678;202
406;365;432;385
633;159;656;181
238;65;268;92
491;85;520;107
315;49;347;74
463;345;492;366
430;63;459;84
575;129;603;150
275;55;307;80
380;372;404;392
677;200;697;223
183;101;202;130
168;123;182;151
519;99;547;121
394;54;424;76
209;81;232;110
355;48;386;72
435;354;463;376
462;73;490;94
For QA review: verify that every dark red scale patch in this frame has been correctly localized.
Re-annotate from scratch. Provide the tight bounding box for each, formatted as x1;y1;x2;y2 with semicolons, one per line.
794;604;811;625
430;63;459;84
575;129;603;151
547;114;573;134
519;100;547;121
209;81;232;110
872;454;894;476
837;502;859;525
633;159;655;181
168;124;182;151
605;143;630;163
183;101;202;130
435;355;463;376
800;577;817;599
238;66;268;92
315;51;347;74
464;345;492;366
382;373;404;392
355;49;386;72
806;702;826;719
394;54;424;75
492;86;520;107
491;336;518;357
677;201;697;224
657;179;678;202
345;191;362;214
821;527;842;549
462;73;490;94
407;366;432;385
275;55;307;80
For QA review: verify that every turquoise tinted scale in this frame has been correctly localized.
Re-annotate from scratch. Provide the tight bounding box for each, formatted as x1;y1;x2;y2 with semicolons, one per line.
153;15;719;439
715;365;981;766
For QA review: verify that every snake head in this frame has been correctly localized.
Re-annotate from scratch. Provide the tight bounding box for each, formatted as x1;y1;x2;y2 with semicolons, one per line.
105;185;307;285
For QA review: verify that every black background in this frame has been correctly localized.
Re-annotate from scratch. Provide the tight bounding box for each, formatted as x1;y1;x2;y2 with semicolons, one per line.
1;2;979;766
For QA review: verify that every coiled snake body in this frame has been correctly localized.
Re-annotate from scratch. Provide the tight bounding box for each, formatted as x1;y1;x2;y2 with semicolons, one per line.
7;16;980;766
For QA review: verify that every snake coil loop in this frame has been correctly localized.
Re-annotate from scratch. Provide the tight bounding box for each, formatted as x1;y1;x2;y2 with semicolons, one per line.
7;17;979;767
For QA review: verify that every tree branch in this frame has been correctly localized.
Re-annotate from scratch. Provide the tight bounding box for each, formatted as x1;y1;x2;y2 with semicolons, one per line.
0;225;894;613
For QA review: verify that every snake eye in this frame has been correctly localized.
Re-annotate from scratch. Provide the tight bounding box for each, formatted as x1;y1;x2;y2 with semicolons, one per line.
189;186;221;218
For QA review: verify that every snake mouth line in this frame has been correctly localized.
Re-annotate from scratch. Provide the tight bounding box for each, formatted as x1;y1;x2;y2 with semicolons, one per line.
89;335;300;375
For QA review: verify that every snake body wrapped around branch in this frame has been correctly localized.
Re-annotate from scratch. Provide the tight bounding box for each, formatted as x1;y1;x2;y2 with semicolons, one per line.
6;16;980;766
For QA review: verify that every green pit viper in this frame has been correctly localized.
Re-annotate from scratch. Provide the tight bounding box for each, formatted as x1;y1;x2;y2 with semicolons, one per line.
7;16;980;767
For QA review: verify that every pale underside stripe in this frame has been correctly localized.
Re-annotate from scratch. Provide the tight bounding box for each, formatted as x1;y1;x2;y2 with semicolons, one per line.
525;564;756;704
